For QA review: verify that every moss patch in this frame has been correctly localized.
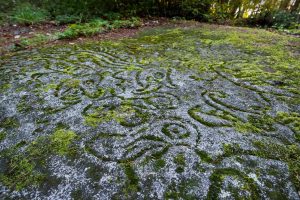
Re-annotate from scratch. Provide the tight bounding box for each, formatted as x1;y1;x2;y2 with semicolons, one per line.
0;131;6;142
207;168;260;199
50;129;77;155
174;153;186;173
0;83;11;93
0;129;78;190
252;140;300;192
0;117;20;129
121;161;140;195
84;103;148;127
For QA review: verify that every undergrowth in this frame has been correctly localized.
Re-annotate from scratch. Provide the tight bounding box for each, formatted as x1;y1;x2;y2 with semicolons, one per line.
9;3;48;25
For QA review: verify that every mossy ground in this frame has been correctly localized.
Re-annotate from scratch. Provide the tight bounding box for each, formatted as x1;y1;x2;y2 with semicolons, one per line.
0;129;77;190
0;22;299;199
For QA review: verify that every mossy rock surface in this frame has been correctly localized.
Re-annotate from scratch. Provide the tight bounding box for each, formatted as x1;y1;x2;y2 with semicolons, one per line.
0;24;300;199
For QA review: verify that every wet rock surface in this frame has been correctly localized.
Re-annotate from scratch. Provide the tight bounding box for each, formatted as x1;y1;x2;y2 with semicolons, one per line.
0;26;300;199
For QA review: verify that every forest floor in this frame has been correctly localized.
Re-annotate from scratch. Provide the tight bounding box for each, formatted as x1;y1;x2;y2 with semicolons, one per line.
0;18;176;55
0;21;300;199
1;18;297;56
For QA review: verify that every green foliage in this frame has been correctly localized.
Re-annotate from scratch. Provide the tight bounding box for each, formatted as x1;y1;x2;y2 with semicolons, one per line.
181;0;211;20
272;10;299;29
10;3;48;25
55;15;82;25
1;0;299;28
111;17;142;29
103;12;122;20
58;19;109;39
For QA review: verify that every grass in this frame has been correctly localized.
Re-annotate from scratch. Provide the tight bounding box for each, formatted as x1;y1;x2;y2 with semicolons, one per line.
10;3;48;25
11;17;143;50
110;17;142;29
58;17;142;39
58;19;108;39
55;15;82;25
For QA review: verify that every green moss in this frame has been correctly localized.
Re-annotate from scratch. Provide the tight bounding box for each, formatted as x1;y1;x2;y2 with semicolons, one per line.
174;153;186;166
0;156;45;191
188;106;230;127
71;188;85;200
17;97;32;113
154;159;166;171
121;161;140;195
252;141;300;192
20;34;57;47
145;146;170;162
232;112;280;134
222;143;243;157
0;131;6;142
164;179;198;200
276;112;300;135
0;128;78;190
125;64;141;71
55;122;70;131
195;149;213;163
247;114;275;132
295;133;300;142
84;103;148;127
162;123;190;139
174;153;186;173
64;79;81;88
84;105;133;127
0;117;20;129
207;168;260;200
86;165;102;182
234;121;261;133
50;129;77;155
0;83;11;93
43;83;58;92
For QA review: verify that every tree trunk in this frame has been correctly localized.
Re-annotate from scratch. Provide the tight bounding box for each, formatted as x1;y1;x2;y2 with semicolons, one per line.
291;0;300;12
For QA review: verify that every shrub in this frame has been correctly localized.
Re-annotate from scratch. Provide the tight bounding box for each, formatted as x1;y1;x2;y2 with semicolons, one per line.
10;3;48;25
111;17;142;29
55;15;82;25
89;18;109;27
58;19;108;39
272;10;299;29
103;12;122;20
